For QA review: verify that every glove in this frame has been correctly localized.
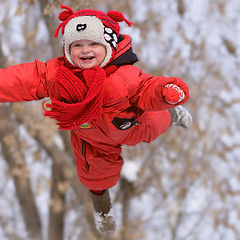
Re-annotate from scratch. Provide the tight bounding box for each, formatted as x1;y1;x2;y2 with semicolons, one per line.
162;83;185;104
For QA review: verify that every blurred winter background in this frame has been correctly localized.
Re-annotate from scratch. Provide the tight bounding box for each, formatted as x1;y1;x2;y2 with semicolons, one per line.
0;0;240;239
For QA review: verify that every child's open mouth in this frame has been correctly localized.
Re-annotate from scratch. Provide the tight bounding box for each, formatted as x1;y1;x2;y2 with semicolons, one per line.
81;56;95;60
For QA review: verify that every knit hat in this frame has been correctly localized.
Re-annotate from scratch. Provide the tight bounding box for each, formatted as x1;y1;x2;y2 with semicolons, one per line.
55;5;133;67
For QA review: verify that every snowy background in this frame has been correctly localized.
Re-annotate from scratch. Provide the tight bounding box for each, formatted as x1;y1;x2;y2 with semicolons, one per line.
0;0;240;239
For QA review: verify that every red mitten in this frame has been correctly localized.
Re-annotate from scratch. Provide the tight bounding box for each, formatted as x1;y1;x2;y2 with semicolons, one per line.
162;84;185;104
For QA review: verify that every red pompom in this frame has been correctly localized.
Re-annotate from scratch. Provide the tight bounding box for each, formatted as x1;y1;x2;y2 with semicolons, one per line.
55;5;74;37
59;10;73;21
107;11;133;26
58;5;74;21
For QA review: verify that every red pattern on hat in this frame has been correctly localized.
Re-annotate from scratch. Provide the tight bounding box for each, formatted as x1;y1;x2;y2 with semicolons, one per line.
55;5;132;37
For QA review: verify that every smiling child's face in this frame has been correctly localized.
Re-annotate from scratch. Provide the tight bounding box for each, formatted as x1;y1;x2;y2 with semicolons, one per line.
70;40;107;70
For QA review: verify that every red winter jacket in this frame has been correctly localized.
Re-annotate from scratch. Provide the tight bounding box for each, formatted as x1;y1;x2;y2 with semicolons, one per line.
0;35;189;190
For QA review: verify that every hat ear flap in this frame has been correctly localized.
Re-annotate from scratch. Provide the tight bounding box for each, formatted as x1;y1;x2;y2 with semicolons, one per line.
107;11;133;27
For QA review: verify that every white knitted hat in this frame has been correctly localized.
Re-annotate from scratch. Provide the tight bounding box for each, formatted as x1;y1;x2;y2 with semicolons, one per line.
55;5;133;67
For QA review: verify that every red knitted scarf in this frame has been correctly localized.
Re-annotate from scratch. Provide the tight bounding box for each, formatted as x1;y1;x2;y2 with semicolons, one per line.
44;64;117;130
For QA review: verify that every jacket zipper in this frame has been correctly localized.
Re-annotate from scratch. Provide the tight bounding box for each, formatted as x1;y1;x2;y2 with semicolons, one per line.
82;140;90;172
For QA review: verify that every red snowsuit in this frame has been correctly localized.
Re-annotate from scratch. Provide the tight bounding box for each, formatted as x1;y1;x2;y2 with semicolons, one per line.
0;35;189;190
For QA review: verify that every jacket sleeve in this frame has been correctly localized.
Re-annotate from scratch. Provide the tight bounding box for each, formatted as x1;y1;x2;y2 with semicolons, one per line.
127;66;189;111
0;60;49;102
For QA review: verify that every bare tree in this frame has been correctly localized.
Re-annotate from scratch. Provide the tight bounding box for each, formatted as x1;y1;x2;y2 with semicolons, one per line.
0;0;240;239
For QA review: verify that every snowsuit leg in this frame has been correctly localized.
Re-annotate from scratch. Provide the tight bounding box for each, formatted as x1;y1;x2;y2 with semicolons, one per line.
70;109;171;190
71;131;123;190
121;110;171;146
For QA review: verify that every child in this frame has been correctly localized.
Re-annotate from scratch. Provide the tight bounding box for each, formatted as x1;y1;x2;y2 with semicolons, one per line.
0;5;192;234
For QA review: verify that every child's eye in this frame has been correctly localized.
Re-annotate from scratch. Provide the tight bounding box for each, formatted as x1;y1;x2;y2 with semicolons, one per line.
71;42;82;47
91;42;100;46
73;43;81;47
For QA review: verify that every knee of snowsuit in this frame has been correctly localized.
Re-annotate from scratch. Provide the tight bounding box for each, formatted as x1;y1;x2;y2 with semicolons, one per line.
71;109;171;190
71;135;123;190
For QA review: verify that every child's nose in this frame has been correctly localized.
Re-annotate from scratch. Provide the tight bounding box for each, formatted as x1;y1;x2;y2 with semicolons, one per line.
81;45;90;52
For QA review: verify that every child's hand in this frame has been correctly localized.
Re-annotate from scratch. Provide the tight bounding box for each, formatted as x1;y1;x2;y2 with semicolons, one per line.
162;84;185;104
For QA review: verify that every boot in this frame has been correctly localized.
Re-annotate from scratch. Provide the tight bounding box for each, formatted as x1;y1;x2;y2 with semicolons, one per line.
169;105;192;128
90;190;116;235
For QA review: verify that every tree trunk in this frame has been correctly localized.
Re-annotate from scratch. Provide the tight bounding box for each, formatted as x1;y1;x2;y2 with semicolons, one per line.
38;0;61;58
0;106;42;240
120;177;133;240
47;162;66;240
